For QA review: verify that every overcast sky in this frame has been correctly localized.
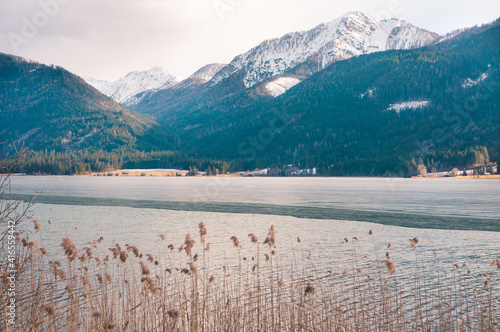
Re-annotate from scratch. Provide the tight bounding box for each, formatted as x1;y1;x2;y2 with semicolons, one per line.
1;0;499;81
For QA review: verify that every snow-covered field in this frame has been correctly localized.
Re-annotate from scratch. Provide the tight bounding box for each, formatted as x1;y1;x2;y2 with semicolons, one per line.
265;77;301;97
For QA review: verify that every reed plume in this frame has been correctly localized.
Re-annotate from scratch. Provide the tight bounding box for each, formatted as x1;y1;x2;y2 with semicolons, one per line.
141;277;156;293
139;261;150;275
230;236;240;248
305;282;315;295
199;222;207;243
120;251;128;263
263;225;276;247
33;219;41;232
188;262;198;274
248;233;258;243
184;234;195;256
61;237;78;262
383;260;396;276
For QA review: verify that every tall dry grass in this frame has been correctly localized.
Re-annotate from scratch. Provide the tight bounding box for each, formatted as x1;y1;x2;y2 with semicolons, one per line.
1;218;499;331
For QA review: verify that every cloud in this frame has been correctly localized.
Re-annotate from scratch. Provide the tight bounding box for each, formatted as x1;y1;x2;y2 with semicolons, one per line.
0;0;498;81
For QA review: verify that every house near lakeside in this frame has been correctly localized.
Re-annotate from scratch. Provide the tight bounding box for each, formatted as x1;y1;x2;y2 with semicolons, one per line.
240;168;269;176
423;163;497;178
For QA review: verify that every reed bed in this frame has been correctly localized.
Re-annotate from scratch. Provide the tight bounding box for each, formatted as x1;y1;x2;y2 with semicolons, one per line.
1;214;499;331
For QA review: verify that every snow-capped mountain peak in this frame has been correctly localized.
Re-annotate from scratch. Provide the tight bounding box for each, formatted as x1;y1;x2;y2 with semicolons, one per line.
84;67;178;105
209;11;439;88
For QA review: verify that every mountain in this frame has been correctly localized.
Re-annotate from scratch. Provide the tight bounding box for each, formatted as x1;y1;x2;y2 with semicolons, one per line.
132;63;227;116
209;11;439;89
84;66;178;106
179;63;228;88
132;11;439;116
3;16;499;176
0;53;180;173
158;19;500;176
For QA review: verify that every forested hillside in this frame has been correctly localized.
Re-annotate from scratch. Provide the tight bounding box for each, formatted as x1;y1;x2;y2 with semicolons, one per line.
158;20;499;176
0;53;179;174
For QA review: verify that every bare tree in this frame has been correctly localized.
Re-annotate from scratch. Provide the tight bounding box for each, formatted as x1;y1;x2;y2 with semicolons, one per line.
0;147;36;312
417;164;428;177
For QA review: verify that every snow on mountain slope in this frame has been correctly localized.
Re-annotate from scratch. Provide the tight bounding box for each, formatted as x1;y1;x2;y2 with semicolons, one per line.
437;28;467;44
210;11;439;88
387;100;430;113
359;88;376;98
190;63;227;82
172;63;227;90
124;63;227;111
84;67;178;105
265;76;301;97
462;64;491;88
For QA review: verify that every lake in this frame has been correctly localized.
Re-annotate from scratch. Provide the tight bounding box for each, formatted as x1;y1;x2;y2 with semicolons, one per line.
8;176;500;276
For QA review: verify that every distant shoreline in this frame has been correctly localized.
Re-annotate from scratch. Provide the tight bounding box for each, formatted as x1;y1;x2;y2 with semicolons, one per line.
9;171;500;179
411;174;500;180
85;169;241;177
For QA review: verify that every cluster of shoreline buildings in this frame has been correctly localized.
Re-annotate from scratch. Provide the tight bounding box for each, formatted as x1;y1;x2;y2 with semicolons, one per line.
239;166;318;177
421;163;498;178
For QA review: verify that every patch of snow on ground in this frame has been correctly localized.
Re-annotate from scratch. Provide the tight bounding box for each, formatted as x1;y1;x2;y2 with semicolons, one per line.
437;28;464;44
462;69;489;88
265;77;301;97
387;100;429;113
360;88;375;98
